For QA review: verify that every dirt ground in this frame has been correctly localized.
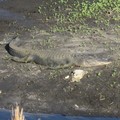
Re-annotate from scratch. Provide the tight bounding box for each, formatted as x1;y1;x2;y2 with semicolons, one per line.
0;0;120;117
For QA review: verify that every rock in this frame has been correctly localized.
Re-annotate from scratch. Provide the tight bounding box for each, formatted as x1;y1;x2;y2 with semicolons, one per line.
71;69;88;82
64;75;70;79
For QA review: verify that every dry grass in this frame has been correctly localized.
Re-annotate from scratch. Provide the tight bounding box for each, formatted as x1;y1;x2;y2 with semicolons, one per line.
11;104;25;120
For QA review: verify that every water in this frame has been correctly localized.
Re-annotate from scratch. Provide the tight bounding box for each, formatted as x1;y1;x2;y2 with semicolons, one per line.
0;109;120;120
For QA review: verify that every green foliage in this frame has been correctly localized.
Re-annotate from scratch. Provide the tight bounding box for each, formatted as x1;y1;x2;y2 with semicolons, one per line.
38;0;120;32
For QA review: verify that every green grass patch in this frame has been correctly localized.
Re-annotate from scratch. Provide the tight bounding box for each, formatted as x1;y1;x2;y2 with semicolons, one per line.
38;0;120;32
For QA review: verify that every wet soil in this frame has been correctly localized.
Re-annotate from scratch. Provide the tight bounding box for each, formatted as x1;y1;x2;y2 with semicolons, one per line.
0;0;120;117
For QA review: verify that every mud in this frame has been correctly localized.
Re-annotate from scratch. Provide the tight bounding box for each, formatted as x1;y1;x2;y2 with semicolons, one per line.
0;0;120;117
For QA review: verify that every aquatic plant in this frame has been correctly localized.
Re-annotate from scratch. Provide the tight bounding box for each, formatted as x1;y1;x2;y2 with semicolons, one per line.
12;104;24;120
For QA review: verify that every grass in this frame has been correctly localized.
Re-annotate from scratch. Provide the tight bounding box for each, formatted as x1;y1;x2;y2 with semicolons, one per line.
38;0;120;32
11;104;24;120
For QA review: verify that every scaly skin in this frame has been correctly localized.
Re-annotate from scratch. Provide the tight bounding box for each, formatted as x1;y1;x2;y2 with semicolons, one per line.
8;37;76;68
8;37;112;69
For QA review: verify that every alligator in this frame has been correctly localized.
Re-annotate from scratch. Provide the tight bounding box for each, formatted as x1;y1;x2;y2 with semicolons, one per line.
7;37;112;69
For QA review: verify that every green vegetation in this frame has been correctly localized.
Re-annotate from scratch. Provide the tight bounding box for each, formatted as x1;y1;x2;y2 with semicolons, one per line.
38;0;120;32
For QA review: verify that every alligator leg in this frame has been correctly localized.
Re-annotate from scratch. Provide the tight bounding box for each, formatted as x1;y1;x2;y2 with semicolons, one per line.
11;55;36;63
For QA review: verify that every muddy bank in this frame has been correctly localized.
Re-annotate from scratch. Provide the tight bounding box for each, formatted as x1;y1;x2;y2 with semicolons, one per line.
0;0;120;117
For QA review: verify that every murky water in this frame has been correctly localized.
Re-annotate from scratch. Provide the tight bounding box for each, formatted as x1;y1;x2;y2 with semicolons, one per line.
0;109;119;120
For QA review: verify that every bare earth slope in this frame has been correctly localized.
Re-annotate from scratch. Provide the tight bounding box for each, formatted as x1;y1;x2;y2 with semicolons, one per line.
0;0;120;117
